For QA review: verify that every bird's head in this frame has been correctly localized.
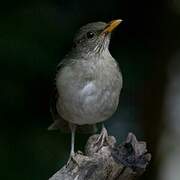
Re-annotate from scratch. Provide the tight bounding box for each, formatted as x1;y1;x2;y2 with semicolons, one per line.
72;19;123;56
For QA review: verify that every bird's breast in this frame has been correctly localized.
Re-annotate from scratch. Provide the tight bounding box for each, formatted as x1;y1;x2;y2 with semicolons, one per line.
56;56;122;125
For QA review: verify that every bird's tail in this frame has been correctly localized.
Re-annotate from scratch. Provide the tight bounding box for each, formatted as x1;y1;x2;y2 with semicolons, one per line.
48;119;98;134
48;121;61;130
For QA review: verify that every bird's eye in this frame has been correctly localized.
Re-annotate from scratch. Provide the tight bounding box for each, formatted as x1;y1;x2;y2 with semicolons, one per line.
86;31;95;39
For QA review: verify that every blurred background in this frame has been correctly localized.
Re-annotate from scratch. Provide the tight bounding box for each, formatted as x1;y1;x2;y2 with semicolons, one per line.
0;0;180;179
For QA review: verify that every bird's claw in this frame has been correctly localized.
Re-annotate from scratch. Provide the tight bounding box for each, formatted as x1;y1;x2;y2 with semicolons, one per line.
66;153;80;167
94;126;109;149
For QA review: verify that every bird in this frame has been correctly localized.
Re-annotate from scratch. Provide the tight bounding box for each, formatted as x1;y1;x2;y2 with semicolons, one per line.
48;19;123;162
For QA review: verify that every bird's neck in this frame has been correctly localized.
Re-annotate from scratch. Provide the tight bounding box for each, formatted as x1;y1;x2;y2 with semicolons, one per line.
74;48;111;60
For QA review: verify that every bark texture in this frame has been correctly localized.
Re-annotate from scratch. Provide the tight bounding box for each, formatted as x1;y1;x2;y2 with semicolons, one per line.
49;131;151;180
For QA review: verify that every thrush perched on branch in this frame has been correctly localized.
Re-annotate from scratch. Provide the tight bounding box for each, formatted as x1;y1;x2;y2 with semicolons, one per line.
49;19;123;162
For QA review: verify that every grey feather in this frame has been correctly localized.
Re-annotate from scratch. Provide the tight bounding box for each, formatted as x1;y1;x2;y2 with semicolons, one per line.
49;21;122;134
49;63;98;134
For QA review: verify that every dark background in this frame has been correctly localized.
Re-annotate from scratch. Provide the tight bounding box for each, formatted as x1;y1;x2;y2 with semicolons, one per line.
0;0;180;179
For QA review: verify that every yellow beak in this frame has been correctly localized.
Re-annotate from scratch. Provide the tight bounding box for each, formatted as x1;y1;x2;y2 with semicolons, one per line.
102;19;123;34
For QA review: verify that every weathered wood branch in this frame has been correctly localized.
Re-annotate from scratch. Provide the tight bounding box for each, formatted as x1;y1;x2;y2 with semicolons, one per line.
49;131;151;180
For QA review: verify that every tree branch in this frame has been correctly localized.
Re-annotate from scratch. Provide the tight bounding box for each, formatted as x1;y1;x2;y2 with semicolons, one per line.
49;131;151;180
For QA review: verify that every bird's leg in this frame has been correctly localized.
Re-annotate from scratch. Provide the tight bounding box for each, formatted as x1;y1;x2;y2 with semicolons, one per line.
67;123;78;166
70;123;76;156
95;124;109;148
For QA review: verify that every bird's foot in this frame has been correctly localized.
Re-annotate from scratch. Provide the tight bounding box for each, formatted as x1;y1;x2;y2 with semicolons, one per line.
94;126;109;149
66;152;79;167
